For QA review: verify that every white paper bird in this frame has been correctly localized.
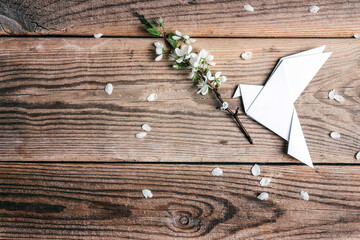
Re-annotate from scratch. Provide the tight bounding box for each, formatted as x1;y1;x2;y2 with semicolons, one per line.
233;46;332;167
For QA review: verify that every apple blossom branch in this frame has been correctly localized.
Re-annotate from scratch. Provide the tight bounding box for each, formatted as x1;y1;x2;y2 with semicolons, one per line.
139;17;253;144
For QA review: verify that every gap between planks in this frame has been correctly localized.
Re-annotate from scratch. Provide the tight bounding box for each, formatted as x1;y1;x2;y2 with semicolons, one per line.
0;161;359;166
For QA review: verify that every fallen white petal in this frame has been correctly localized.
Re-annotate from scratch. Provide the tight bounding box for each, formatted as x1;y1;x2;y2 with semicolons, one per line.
104;83;113;95
142;189;153;198
309;5;319;13
334;94;345;103
241;51;252;60
330;131;341;139
300;191;309;201
257;192;269;200
259;178;271;186
142;124;152;132
220;102;228;110
94;33;103;38
136;132;147;139
211;167;223;176
244;4;254;12
356;151;360;160
328;89;337;99
354;34;360;39
251;164;260;177
147;93;157;101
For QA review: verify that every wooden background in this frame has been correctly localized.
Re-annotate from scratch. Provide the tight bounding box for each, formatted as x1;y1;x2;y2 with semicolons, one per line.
0;0;359;239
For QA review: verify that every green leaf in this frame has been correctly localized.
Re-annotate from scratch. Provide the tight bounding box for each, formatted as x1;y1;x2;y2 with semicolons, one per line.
178;62;187;68
139;18;152;28
139;17;162;37
167;32;178;48
146;27;162;37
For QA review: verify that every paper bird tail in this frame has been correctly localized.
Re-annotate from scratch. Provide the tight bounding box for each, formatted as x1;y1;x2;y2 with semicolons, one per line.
287;109;313;168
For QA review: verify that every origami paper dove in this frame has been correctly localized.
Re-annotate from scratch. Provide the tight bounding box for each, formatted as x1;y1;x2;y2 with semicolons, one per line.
233;46;332;167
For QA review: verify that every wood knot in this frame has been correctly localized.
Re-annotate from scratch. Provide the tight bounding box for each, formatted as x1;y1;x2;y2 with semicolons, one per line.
179;216;189;225
172;212;196;229
165;198;236;237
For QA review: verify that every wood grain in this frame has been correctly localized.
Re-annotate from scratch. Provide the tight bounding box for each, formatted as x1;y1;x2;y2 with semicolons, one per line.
0;163;359;239
0;0;360;37
0;38;359;163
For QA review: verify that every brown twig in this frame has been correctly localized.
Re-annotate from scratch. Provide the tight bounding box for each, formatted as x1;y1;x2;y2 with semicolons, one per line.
164;34;176;49
197;70;253;144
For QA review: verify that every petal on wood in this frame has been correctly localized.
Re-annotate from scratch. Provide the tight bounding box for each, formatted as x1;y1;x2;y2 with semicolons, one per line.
328;89;337;99
142;124;152;132
257;192;269;200
309;5;320;13
259;178;271;186
244;5;254;12
241;51;252;60
147;93;157;101
356;151;360;160
300;191;310;201
142;189;153;198
334;95;345;103
330;132;341;139
136;132;147;139
211;167;223;176
251;164;261;176
94;33;103;38
104;83;113;95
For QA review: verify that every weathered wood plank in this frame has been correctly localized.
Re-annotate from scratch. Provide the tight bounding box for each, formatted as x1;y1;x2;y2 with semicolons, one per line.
0;163;359;239
0;38;359;163
0;0;360;37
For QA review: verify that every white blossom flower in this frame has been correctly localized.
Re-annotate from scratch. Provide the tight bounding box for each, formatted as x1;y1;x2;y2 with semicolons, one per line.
212;72;226;87
154;41;164;61
198;49;216;66
220;102;228;110
188;68;197;79
174;44;193;63
172;30;196;44
206;71;215;81
197;78;209;95
189;53;200;68
169;52;177;61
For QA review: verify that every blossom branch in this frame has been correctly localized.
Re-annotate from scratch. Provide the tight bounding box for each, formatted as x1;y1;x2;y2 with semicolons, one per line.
139;17;253;144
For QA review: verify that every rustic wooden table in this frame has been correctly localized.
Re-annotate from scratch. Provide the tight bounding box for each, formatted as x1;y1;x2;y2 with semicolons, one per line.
0;0;360;239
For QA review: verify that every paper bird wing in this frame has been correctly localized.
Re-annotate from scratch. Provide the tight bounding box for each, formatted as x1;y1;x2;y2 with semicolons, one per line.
266;46;328;81
280;50;332;103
